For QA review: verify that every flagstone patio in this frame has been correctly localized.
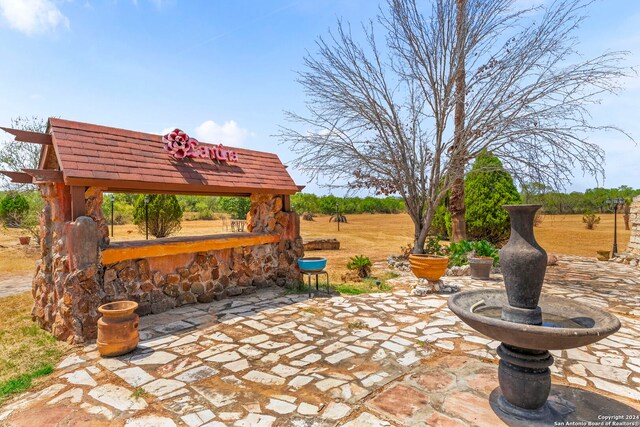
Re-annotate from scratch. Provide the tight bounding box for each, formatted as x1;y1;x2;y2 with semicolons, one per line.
0;256;639;426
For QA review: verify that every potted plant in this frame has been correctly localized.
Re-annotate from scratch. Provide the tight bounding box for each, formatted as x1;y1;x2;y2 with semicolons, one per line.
409;237;449;282
468;240;499;280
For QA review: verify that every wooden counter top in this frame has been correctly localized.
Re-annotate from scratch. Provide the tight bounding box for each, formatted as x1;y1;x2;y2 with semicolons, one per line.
101;233;280;264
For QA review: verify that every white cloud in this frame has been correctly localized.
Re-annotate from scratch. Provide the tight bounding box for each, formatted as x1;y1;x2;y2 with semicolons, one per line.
194;120;251;147
0;0;69;35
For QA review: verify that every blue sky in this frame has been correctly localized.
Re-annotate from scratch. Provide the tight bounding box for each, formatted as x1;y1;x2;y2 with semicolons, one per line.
0;0;639;195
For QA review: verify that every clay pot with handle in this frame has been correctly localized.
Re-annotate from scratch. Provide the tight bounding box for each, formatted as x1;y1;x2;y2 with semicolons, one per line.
97;301;139;357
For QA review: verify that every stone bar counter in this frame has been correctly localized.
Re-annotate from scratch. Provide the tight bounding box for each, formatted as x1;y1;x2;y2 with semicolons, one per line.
102;233;287;316
32;189;304;344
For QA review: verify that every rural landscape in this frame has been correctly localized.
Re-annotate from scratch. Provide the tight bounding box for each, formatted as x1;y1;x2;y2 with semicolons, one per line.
0;0;639;425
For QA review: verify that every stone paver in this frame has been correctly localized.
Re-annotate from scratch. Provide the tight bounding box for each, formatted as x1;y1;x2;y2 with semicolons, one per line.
1;256;639;426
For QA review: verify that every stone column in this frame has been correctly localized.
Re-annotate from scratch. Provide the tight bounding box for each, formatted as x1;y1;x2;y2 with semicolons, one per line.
247;194;304;285
628;196;640;255
32;184;103;343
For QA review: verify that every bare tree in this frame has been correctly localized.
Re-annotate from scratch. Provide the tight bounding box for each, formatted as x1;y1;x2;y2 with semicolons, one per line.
0;116;47;190
450;0;468;241
280;0;631;253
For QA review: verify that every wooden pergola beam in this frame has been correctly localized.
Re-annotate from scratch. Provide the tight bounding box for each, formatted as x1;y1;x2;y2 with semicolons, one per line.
0;170;33;184
0;127;52;145
22;169;63;183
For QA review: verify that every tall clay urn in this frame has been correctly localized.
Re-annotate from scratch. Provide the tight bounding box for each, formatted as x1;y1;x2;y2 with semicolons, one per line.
97;301;139;357
499;205;547;325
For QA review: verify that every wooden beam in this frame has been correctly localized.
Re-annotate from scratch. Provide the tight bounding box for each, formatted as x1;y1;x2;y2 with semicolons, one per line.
283;195;291;212
22;169;63;183
0;127;52;145
0;170;33;184
70;186;86;220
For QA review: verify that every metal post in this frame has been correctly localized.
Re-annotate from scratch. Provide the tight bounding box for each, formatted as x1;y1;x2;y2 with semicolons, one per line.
613;199;619;256
110;194;115;237
144;195;149;240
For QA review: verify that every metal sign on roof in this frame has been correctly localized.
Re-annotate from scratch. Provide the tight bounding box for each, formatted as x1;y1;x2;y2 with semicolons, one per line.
163;128;239;162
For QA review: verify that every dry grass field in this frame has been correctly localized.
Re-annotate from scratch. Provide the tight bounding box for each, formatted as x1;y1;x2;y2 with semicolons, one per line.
0;212;631;398
0;212;630;281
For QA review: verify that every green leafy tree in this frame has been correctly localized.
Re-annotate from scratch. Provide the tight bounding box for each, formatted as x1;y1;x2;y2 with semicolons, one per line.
464;152;521;244
219;197;251;220
133;194;183;238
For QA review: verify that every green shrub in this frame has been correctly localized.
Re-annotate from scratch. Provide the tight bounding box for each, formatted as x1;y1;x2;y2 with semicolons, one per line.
448;240;473;267
464;152;521;244
0;192;29;227
133;194;183;238
424;237;447;256
104;201;134;225
219;197;251;220
448;240;500;267
346;255;373;278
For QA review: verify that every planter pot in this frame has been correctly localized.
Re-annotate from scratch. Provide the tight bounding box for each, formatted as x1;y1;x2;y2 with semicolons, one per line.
18;236;30;245
596;250;611;261
298;257;327;273
409;254;449;282
469;257;493;280
97;301;139;357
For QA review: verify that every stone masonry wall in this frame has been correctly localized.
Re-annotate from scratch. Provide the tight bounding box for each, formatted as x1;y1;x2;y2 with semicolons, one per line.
33;189;303;344
102;244;282;317
612;195;640;266
628;196;640;254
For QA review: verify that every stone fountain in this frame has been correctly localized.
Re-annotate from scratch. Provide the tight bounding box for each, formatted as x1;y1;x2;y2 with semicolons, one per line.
448;204;621;423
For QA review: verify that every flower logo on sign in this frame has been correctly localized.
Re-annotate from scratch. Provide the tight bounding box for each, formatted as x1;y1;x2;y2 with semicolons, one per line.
163;128;239;162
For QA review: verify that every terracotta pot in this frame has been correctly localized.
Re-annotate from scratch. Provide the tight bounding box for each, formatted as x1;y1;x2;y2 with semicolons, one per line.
18;236;30;245
409;254;449;282
97;301;139;357
469;257;493;280
596;250;611;261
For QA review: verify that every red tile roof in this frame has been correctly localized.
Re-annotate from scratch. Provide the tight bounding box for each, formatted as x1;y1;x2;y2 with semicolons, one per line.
46;118;300;195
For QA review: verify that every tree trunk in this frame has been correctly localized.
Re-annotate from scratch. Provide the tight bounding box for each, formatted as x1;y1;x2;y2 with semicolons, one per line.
449;0;467;243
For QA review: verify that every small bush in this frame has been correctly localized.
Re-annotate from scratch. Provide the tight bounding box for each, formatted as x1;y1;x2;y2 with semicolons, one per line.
102;195;134;225
0;192;29;227
133;194;183;238
302;212;316;221
346;255;372;278
399;242;413;259
582;212;601;230
424;237;447;256
448;240;473;267
448;240;499;267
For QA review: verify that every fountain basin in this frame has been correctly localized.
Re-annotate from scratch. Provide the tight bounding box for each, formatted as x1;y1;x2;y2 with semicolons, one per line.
448;289;620;350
